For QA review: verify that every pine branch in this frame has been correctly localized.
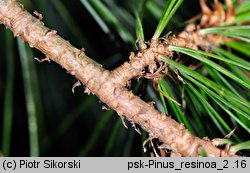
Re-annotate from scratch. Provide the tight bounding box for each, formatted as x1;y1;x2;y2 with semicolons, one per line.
0;0;239;156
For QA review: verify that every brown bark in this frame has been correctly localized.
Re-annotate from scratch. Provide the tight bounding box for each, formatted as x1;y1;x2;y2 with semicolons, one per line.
0;0;237;156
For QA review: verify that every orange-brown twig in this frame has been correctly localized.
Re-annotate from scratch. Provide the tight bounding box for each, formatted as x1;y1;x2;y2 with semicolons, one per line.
0;0;239;156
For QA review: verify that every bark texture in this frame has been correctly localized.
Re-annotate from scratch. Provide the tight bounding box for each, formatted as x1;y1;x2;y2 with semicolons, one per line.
0;0;237;156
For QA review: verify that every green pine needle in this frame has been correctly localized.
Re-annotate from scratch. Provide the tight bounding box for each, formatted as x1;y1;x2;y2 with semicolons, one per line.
2;30;14;157
153;0;183;39
86;0;134;43
17;39;40;156
231;140;250;154
200;26;250;43
169;46;250;89
135;0;146;41
161;56;250;134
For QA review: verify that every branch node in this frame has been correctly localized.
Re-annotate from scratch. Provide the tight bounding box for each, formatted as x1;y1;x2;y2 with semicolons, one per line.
76;48;85;58
211;138;224;147
69;70;76;76
131;121;141;135
203;136;210;141
84;87;91;95
148;101;155;108
34;56;50;62
143;135;157;152
102;105;110;110
46;29;57;37
150;140;160;157
72;80;81;93
158;143;169;150
120;116;128;129
33;10;43;21
178;123;185;136
129;52;135;60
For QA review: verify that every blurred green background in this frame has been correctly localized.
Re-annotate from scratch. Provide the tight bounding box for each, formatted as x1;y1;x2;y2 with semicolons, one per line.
0;0;249;156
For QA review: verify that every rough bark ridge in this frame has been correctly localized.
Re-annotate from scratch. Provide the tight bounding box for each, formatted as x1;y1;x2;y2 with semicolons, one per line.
0;0;238;156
